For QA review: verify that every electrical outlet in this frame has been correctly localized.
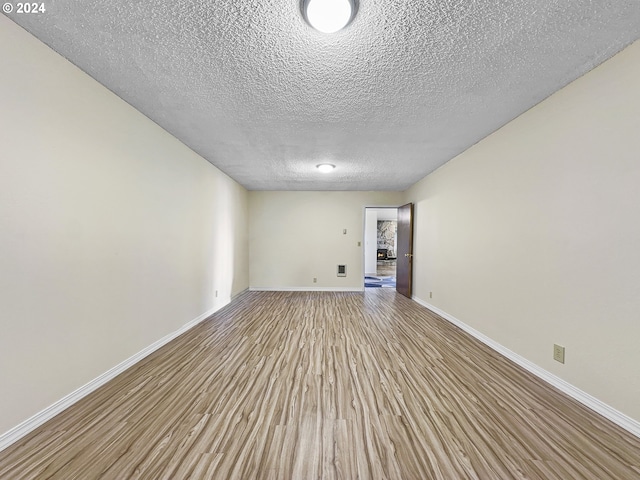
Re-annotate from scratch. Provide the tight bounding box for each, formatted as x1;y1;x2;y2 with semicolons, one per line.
553;344;565;364
429;291;433;299
357;241;361;246
313;277;317;283
215;290;218;297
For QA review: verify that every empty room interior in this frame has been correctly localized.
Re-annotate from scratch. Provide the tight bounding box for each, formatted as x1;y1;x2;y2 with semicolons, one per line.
1;1;640;478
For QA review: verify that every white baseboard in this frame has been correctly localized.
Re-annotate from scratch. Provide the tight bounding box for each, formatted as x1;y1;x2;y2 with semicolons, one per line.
412;296;640;439
0;299;231;453
249;287;364;292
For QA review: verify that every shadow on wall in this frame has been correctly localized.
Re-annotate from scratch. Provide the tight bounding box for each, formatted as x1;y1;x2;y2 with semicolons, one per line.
208;174;249;303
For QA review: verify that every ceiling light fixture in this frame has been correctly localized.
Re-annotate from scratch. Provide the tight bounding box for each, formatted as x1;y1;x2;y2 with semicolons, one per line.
302;0;357;33
317;163;336;173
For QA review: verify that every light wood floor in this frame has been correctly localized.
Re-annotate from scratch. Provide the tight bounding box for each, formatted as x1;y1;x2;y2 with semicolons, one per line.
376;264;396;276
1;290;639;479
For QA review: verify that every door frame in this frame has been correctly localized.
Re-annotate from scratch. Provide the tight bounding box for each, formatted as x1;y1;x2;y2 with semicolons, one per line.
361;205;401;290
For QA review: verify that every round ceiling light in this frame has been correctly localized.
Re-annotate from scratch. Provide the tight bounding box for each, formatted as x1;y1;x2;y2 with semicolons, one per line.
316;163;336;173
302;0;357;33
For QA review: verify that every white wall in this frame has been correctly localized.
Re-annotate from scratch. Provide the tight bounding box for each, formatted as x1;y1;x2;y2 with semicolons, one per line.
249;192;402;289
405;40;640;422
364;209;378;275
0;17;249;435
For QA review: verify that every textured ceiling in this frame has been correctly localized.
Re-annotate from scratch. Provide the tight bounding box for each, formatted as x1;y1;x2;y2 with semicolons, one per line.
6;1;640;190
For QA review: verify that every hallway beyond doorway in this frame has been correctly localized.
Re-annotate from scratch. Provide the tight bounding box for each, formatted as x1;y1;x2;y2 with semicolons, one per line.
364;207;397;289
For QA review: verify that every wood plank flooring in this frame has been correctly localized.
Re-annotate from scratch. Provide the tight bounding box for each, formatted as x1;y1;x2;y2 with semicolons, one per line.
376;263;396;276
1;290;639;479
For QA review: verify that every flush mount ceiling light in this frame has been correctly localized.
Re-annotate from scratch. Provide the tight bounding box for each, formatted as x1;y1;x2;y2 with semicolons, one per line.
302;0;357;33
316;163;336;173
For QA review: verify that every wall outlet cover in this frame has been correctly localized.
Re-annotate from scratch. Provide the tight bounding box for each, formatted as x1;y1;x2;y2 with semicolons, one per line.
553;344;565;364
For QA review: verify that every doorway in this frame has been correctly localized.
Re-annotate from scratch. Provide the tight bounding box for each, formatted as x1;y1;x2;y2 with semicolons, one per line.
364;208;398;289
363;203;414;297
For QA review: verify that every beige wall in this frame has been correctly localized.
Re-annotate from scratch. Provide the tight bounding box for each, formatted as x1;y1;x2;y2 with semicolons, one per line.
0;17;249;434
405;40;640;421
249;191;402;289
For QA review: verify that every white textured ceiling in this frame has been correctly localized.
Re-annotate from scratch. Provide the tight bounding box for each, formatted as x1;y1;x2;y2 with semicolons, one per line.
6;1;640;190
